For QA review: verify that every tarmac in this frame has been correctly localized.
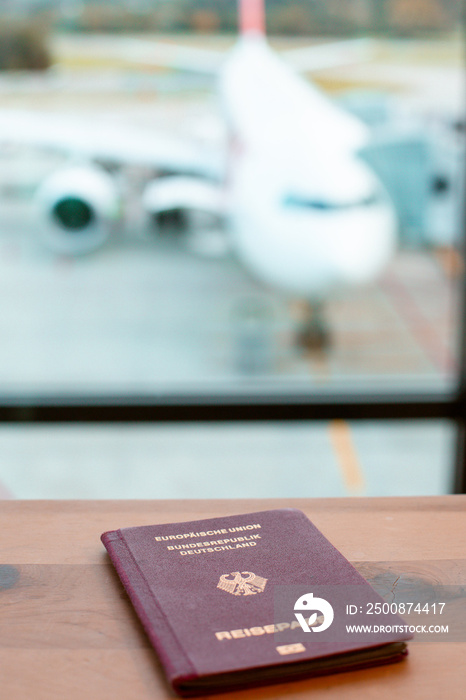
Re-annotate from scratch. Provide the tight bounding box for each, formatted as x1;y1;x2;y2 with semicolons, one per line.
0;197;457;499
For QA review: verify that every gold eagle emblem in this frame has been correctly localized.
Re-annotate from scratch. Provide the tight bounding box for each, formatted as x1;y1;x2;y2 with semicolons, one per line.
217;571;268;596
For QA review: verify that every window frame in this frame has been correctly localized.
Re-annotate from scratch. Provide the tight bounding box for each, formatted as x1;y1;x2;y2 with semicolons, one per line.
0;386;464;493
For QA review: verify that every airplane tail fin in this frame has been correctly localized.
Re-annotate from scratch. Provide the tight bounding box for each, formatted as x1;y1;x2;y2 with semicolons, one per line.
239;0;266;35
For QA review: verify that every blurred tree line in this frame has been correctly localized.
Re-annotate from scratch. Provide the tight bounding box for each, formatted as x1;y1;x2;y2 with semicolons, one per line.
0;0;461;69
53;0;463;35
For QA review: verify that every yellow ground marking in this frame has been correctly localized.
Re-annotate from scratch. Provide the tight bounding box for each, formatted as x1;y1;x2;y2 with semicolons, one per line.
329;420;365;493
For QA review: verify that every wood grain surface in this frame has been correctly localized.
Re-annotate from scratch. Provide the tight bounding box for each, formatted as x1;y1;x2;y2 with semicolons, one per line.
1;497;465;699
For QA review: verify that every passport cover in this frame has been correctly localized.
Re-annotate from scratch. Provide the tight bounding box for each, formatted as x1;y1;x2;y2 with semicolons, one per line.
101;508;411;696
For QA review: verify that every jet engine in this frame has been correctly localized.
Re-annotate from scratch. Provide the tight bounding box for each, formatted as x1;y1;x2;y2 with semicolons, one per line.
34;165;119;255
142;176;223;228
142;176;226;256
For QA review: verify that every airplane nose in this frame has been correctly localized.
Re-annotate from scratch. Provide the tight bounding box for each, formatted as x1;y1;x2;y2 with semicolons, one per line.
230;197;397;300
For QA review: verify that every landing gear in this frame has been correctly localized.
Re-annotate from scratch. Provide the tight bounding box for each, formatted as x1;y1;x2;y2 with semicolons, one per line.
295;302;331;352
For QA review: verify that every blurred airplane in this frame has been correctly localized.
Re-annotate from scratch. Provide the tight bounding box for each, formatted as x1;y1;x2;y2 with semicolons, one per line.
0;0;398;346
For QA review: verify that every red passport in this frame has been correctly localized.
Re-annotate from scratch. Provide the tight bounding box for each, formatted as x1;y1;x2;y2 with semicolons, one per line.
101;509;411;696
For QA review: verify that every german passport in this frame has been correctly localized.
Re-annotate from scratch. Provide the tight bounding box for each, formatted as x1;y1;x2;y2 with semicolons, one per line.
101;508;411;696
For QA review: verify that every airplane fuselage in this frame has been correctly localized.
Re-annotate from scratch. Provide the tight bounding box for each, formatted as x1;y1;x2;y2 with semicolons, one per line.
221;35;397;299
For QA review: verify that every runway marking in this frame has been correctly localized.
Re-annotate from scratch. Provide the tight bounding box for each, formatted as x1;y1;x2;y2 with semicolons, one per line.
381;269;456;373
329;421;365;493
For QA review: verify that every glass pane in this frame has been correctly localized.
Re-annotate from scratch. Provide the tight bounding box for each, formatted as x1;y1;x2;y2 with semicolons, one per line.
0;3;463;395
0;421;453;499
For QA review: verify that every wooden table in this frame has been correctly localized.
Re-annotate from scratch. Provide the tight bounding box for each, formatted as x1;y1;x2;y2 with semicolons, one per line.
1;497;465;699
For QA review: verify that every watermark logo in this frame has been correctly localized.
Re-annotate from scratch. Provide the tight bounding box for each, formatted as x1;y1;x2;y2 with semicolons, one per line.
217;571;267;596
294;592;334;632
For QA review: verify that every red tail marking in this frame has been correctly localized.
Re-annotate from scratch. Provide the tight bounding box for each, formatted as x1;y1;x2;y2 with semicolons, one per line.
239;0;265;35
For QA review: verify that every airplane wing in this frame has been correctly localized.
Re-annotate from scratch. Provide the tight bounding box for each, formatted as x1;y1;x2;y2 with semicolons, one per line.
0;34;375;182
281;38;377;74
0;109;223;178
55;34;226;76
54;35;375;77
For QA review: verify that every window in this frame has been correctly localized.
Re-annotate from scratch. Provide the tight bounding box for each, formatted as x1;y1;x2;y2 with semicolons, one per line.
0;2;464;494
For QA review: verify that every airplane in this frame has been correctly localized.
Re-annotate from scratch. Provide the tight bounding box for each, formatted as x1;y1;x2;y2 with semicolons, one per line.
0;0;398;348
